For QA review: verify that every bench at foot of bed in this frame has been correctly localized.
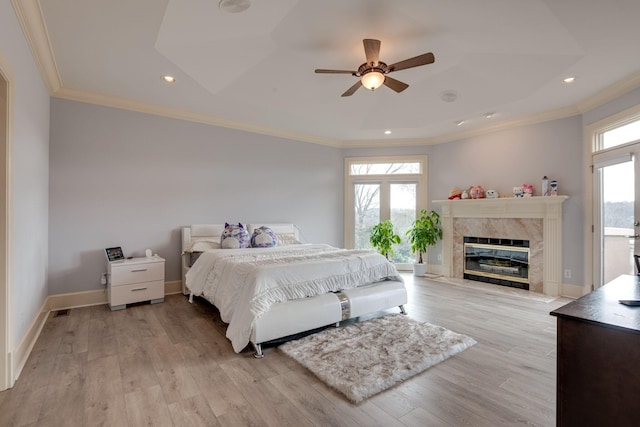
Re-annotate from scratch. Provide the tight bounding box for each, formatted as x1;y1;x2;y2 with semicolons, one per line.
250;280;407;358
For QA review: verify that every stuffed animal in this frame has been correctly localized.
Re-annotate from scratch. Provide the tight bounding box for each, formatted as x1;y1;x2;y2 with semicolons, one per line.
470;185;485;199
522;183;534;197
513;186;523;198
250;226;278;248
486;189;499;198
448;187;462;200
220;223;250;249
461;189;470;199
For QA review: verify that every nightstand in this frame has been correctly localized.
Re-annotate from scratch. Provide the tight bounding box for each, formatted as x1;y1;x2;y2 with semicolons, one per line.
107;255;165;310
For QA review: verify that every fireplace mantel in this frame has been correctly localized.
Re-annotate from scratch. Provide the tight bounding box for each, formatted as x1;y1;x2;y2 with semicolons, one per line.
433;196;569;296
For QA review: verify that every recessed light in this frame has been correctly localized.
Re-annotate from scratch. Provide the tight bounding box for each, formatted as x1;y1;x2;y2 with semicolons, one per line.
384;130;392;135
483;112;495;119
563;76;576;84
162;75;176;83
454;120;465;126
219;0;251;13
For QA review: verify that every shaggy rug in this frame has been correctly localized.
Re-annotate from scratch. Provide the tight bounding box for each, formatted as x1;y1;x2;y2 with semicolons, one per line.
278;314;476;403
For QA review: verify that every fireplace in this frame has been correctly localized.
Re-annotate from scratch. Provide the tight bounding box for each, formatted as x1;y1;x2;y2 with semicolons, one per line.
464;237;530;290
434;196;568;296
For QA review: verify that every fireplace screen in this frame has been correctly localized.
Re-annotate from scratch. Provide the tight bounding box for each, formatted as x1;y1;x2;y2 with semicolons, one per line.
464;237;530;290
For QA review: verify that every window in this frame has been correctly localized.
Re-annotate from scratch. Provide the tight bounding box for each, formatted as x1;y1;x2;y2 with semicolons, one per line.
345;156;428;270
600;118;640;150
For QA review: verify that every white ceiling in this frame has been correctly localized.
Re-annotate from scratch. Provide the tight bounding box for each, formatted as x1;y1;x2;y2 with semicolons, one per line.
15;0;640;147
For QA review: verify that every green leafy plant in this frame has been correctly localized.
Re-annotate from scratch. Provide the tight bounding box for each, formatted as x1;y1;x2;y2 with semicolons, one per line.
406;209;443;264
369;220;402;260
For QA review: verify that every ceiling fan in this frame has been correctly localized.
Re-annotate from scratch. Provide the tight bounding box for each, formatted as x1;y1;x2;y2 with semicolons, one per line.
315;39;435;97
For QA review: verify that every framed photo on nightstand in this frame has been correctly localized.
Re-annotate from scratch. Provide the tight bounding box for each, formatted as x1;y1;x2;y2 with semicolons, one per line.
105;246;125;262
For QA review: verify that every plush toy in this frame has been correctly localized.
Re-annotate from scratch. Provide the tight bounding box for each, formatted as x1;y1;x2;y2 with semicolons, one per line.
513;186;523;198
461;189;470;199
486;189;499;198
250;226;278;248
522;183;534;197
470;185;485;199
448;187;462;200
220;223;250;249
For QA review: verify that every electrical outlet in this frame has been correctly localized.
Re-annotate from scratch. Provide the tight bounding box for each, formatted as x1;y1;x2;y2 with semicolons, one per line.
564;269;571;279
437;253;442;261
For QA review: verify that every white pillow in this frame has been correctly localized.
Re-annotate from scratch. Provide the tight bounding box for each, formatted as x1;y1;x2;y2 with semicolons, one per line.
188;239;221;252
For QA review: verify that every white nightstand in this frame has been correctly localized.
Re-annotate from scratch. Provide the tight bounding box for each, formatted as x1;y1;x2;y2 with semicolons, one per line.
107;255;165;311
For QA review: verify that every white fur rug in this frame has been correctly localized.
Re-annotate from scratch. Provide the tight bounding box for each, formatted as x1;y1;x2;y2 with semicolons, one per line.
278;314;476;403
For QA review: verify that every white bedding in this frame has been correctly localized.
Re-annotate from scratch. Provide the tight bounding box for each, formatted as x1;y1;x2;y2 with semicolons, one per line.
185;244;403;352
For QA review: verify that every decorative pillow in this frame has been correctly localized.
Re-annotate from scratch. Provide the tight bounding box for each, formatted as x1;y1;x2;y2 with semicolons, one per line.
277;234;302;245
250;226;278;248
220;223;250;249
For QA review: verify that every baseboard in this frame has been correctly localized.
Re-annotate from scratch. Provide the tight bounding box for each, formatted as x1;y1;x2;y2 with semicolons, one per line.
47;288;108;311
13;298;49;382
561;282;584;299
164;280;182;295
13;280;182;382
47;280;183;311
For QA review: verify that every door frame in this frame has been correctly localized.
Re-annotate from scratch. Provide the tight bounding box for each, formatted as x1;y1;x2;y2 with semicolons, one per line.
0;53;14;391
585;104;640;293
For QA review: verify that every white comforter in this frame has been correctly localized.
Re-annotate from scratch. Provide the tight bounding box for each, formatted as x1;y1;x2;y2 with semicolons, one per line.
185;244;403;352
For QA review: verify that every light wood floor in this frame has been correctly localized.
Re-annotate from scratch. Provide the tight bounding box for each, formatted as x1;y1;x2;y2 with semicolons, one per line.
0;274;571;426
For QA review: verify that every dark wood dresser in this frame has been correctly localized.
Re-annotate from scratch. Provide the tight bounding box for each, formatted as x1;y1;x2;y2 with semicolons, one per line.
550;274;640;427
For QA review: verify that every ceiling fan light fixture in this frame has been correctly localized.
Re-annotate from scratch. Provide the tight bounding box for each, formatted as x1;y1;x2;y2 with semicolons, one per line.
361;71;385;91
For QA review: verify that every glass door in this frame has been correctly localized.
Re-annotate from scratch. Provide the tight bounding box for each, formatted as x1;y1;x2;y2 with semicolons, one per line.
593;141;640;287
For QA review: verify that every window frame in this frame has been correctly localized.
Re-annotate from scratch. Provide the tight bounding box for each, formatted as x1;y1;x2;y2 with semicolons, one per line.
344;155;428;266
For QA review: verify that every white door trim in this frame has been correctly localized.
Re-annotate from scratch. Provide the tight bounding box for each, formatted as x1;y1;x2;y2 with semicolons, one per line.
0;52;14;391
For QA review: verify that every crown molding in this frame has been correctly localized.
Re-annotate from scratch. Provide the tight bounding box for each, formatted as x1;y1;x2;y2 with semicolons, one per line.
576;70;640;114
11;0;61;93
344;105;582;149
53;87;344;148
14;0;640;150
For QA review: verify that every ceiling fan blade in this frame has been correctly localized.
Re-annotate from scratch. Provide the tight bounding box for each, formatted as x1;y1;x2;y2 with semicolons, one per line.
315;69;356;74
383;76;409;93
387;52;435;72
341;81;362;97
363;39;381;65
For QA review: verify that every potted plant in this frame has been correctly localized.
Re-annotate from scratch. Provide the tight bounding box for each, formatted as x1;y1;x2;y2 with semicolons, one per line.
369;220;401;260
406;209;443;276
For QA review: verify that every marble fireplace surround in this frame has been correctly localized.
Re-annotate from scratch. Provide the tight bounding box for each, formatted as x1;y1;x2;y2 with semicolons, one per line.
434;196;568;296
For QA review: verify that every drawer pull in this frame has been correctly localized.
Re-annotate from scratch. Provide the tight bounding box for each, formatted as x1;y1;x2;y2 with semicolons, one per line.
131;287;147;292
131;268;148;272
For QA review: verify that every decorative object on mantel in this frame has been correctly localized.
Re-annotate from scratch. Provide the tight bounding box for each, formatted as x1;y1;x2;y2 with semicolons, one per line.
278;314;476;403
513;186;523;197
470;185;485;199
542;176;549;196
369;220;402;260
406;209;443;276
486;189;499;198
461;188;470;199
522;183;534;197
448;187;462;200
550;180;558;196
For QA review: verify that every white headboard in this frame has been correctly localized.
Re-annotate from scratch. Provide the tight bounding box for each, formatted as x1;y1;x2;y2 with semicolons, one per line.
180;223;301;294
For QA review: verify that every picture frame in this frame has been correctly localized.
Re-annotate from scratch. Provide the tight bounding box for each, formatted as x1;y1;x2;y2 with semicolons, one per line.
105;246;125;262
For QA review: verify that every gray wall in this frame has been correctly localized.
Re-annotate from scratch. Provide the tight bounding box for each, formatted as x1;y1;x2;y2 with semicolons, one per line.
1;3;51;348
344;115;585;286
49;99;343;294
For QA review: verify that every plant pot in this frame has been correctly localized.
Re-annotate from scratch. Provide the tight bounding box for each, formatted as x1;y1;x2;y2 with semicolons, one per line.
413;263;427;276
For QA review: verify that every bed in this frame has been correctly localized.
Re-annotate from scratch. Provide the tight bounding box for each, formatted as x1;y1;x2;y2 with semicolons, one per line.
181;223;407;357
